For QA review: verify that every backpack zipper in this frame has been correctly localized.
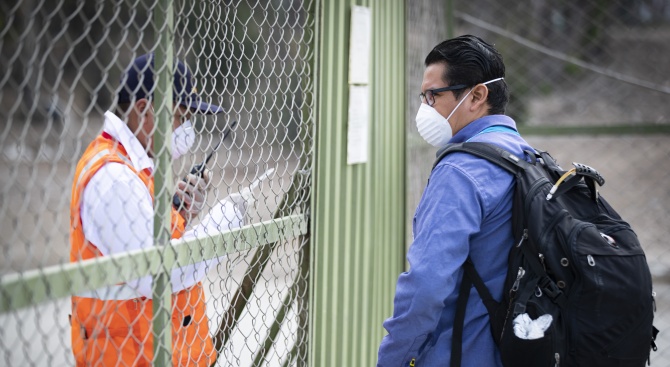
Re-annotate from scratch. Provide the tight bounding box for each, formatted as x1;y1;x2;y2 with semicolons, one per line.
516;229;528;248
511;267;526;293
586;255;596;266
652;291;656;312
501;267;526;341
539;253;547;271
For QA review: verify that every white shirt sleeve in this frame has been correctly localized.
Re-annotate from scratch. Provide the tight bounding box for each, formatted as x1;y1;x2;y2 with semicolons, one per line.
80;163;211;298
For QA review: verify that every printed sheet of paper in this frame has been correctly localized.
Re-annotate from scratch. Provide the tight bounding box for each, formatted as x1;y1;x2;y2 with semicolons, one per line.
347;5;371;165
347;85;369;165
349;5;371;84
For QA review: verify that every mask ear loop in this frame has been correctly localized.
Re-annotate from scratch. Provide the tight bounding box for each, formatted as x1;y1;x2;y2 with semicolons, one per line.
445;77;505;122
464;77;505;112
483;77;504;85
445;88;474;122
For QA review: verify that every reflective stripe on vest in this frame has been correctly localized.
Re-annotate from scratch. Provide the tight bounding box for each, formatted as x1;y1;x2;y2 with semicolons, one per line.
75;149;110;188
74;148;143;301
75;150;133;189
114;151;134;167
76;284;143;300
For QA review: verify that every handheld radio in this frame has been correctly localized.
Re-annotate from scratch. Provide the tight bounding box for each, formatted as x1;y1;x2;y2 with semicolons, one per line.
173;120;238;209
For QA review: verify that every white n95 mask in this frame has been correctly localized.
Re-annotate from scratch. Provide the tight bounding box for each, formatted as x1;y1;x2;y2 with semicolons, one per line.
415;77;504;148
172;120;195;159
415;103;453;148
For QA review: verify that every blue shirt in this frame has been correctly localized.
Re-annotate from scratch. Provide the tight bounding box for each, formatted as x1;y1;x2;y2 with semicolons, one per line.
377;115;533;367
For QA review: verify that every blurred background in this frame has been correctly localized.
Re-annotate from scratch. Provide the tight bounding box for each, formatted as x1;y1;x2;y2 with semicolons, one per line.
0;0;668;365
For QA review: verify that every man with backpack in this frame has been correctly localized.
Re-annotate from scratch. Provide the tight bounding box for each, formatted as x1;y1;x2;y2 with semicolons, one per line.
377;34;531;367
378;35;657;367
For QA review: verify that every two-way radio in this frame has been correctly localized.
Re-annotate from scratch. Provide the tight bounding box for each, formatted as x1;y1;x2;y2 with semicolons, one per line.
172;120;238;209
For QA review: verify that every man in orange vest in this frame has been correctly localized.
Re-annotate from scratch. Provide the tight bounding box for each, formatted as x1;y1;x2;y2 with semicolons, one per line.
69;53;225;366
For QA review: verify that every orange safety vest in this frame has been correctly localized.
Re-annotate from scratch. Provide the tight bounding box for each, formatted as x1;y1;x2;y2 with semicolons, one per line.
69;133;216;367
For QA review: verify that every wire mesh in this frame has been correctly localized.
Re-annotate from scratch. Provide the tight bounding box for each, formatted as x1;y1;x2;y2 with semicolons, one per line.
0;0;314;366
407;0;670;365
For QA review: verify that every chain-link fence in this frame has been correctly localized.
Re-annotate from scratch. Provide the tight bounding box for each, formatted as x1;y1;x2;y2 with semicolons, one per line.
1;0;314;366
3;0;669;365
407;0;670;365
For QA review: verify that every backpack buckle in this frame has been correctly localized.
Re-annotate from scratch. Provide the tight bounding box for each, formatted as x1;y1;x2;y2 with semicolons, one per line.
538;277;563;301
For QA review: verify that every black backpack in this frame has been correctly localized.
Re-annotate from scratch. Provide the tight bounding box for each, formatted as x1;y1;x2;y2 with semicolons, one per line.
434;142;658;367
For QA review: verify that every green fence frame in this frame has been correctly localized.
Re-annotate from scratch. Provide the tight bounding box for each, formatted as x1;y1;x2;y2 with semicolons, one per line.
518;124;670;136
152;0;176;362
0;215;308;314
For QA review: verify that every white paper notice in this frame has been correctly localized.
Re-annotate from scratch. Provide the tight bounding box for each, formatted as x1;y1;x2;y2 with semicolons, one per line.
347;85;369;165
349;6;371;84
348;5;371;165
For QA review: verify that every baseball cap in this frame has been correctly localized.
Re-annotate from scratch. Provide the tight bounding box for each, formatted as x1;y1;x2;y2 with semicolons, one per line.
117;53;224;115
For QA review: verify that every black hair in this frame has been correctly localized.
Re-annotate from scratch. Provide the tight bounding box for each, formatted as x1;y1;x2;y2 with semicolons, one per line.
114;97;153;120
114;102;132;119
425;35;509;115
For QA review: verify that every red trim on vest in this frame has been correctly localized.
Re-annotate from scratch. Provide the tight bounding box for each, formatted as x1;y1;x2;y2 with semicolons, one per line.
100;131;152;175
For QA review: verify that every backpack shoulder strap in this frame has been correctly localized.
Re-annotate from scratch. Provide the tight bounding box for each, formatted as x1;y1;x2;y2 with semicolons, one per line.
451;257;500;367
450;263;473;367
433;142;530;174
438;142;530;367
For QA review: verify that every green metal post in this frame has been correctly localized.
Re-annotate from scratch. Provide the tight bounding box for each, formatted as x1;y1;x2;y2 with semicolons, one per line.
445;0;454;39
310;0;405;365
153;0;174;364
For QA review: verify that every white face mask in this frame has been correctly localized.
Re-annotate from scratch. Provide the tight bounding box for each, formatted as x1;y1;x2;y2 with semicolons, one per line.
416;103;453;148
416;77;504;148
172;120;195;159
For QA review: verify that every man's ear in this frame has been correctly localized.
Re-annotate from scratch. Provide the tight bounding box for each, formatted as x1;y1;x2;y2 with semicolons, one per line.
469;84;490;112
134;98;150;115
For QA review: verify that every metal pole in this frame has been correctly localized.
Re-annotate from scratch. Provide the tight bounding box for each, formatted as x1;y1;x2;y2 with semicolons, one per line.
445;0;454;39
153;0;174;364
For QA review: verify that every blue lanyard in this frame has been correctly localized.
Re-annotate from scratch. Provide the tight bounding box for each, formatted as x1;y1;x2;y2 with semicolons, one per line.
466;125;519;142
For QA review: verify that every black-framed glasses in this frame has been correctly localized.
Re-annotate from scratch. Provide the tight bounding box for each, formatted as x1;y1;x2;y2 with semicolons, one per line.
419;84;467;107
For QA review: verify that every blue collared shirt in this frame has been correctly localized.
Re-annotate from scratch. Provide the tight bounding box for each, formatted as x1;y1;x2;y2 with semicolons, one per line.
378;115;533;367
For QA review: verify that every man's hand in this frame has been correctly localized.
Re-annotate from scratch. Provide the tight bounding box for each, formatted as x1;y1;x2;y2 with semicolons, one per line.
175;169;211;221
